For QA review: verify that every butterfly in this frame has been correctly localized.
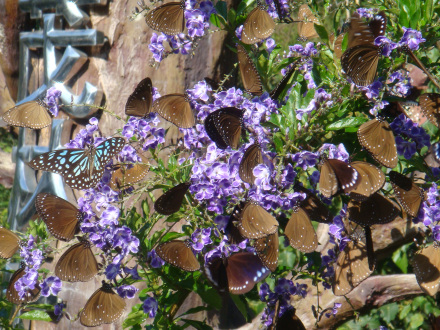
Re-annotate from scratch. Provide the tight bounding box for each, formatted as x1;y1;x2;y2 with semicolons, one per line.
0;227;20;259
154;182;191;215
242;4;275;44
237;44;263;96
333;32;345;60
110;162;149;191
357;118;398;168
6;266;41;304
332;238;374;296
425;142;440;168
347;192;399;226
2;99;52;129
349;161;385;201
285;206;318;253
239;143;263;184
269;60;300;101
152;94;195;128
80;282;126;327
205;252;270;294
156;240;200;271
297;4;319;41
28;137;126;190
269;302;306;330
295;184;333;224
35;193;82;241
145;0;186;35
125;77;153;117
341;11;387;86
205;108;244;149
318;158;361;198
232;201;279;239
254;232;279;272
55;240;98;282
389;171;425;217
412;243;440;296
419;93;440;128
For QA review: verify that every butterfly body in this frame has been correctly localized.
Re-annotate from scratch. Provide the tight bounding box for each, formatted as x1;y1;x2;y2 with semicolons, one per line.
110;162;149;191
254;232;279;272
389;171;424;217
28;137;125;190
349;161;385;201
205;108;244;149
7;267;41;304
154;182;191;215
419;93;440;127
348;193;399;226
412;244;440;296
239;143;263;183
297;4;319;41
285;207;318;253
233;202;279;239
2;99;52;129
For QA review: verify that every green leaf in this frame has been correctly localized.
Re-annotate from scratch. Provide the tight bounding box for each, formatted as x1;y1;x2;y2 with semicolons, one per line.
399;303;411;319
142;200;150;217
230;294;248;321
379;302;399;324
215;1;228;20
314;24;328;44
409;313;424;329
161;232;187;241
423;0;433;24
123;310;147;328
197;288;222;310
210;14;225;29
19;310;52;322
326;117;367;131
181;319;213;330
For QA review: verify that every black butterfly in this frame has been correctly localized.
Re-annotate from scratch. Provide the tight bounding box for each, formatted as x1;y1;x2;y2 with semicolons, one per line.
341;11;387;86
35;193;82;241
152;94;195;128
318;158;361;198
242;4;275;44
55;240;99;282
28;137;126;190
2;100;52;129
412;243;440;296
348;193;399;226
205;252;270;294
145;0;186;35
285;206;318;253
419;93;440;128
237;44;263;96
389;171;425;217
239;143;263;184
80;282;126;327
0;227;20;259
154;182;191;215
125;77;153;117
357;118;397;168
6;266;41;304
254;232;279;272
156;240;200;271
349;161;385;201
205;108;244;149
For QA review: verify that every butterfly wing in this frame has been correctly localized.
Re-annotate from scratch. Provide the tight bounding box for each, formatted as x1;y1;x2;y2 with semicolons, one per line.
358;118;397;168
237;202;279;239
254;232;279;272
341;44;381;86
125;77;153;117
333;33;345;59
425;143;440;168
271;307;306;330
80;283;126;327
0;228;19;259
2;100;52;129
350;161;385;201
6;267;41;304
319;159;360;198
239;143;263;184
110;163;149;191
145;1;185;35
389;171;424;217
237;45;263;96
153;94;195;128
419;93;440;128
55;241;99;282
297;5;319;40
214;107;244;149
35;193;82;241
154;182;191;215
348;193;399;226
295;185;333;224
242;6;275;44
412;244;440;296
285;207;318;253
156;240;200;271
270;60;299;100
347;12;376;48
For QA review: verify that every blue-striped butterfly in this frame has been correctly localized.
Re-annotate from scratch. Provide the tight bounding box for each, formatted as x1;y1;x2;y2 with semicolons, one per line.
28;137;125;190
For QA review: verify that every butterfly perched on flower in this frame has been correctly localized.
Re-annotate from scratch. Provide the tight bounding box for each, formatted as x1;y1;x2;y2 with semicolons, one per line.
2;100;52;130
145;0;186;36
28;137;126;190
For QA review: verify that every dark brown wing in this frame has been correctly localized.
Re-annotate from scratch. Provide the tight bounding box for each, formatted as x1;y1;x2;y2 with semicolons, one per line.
412;244;440;296
145;1;185;35
342;44;381;86
55;241;99;282
237;202;279;239
0;227;19;259
389;171;424;217
295;185;332;224
358;118;397;168
242;6;275;44
154;182;191;215
110;162;149;191
297;4;319;40
125;77;153;117
419;93;440;128
239;143;263;184
237;44;263;96
285;207;317;253
350;161;385;201
254;232;279;272
6;267;41;304
319;159;360;198
348;193;399;226
153;94;195;128
156;240;200;271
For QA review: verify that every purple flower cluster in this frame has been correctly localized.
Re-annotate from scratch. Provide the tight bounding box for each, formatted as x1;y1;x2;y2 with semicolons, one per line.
296;88;333;120
361;81;383;100
191;228;213;252
185;1;214;38
357;8;375;19
285;43;318;90
390;114;430;159
204;236;248;264
399;27;426;51
41;276;62;297
117;285;139;299
64;117;99;148
325;303;342;318
265;0;290;19
45;87;62;117
122;114;165;150
319;143;349;162
417;184;440;233
374;36;398;57
388;71;412;98
148;249;166;268
259;279;308;327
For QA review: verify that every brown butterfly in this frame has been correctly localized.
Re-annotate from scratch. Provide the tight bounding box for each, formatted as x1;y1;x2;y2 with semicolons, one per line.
254;232;279;272
2;100;52;129
318;158;361;198
125;77;153;117
295;185;333;224
425;143;440;168
156;240;200;271
6;267;41;304
0;227;20;259
389;171;425;217
285;206;318;253
152;94;195;128
154;182;191;215
412;243;440;296
145;0;186;35
110;162;149;191
237;44;263;96
349;161;385;201
348;192;399;226
297;4;319;41
269;303;306;330
419;93;440;128
242;4;275;44
239;143;263;184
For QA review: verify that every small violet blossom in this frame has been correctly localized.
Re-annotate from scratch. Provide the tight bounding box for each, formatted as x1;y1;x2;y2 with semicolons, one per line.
399;27;426;51
143;297;159;318
41;276;62;297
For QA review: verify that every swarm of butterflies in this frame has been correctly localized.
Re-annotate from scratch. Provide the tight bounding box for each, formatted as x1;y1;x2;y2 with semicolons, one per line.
2;1;440;329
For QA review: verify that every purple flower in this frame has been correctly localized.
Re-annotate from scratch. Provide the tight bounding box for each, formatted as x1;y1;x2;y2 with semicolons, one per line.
143;297;159;318
53;302;65;321
361;80;382;99
186;9;208;38
399;27;426;51
41;276;62;297
15;268;39;299
149;33;167;62
191;228;213;251
320;143;349;162
374;36;398;57
148;249;166;268
117;285;138;299
291;151;319;170
124;266;142;280
265;38;276;53
105;263;122;280
395;136;416;159
45;87;62;116
325;302;342;318
357;8;374;19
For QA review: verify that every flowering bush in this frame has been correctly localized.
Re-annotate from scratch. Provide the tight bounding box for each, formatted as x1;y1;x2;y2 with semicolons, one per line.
2;0;440;329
